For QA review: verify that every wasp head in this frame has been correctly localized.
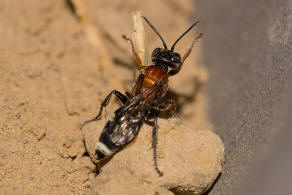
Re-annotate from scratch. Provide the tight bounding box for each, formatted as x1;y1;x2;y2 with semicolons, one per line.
151;48;181;69
143;16;199;73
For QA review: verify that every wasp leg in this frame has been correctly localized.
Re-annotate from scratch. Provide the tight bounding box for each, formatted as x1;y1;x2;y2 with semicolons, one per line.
152;99;176;115
122;34;143;69
142;112;163;176
82;90;128;127
125;91;132;98
152;115;163;176
169;33;203;76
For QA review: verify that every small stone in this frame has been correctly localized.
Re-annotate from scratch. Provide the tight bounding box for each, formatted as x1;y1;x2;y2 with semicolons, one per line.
31;126;46;141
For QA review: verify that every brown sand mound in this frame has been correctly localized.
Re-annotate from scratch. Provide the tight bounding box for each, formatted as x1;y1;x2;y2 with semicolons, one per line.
0;0;223;194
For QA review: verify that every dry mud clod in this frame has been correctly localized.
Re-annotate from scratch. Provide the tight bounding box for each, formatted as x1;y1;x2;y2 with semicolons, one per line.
83;118;225;194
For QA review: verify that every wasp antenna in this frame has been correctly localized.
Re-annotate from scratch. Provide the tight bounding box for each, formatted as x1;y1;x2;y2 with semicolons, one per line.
171;21;200;51
142;16;168;49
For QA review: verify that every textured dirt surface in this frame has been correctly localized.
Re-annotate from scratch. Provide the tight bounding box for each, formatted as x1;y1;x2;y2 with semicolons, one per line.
84;118;224;194
0;0;223;194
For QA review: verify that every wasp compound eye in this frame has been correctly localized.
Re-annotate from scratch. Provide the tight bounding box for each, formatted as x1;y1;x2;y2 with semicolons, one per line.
151;48;163;62
172;53;181;64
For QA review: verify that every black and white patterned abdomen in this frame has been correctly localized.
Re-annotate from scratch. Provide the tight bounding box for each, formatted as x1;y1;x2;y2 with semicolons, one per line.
110;110;142;146
97;106;143;156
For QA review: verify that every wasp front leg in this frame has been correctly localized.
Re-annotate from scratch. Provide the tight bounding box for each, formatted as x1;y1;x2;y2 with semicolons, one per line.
122;34;144;69
169;33;203;76
82;90;128;128
152;99;176;115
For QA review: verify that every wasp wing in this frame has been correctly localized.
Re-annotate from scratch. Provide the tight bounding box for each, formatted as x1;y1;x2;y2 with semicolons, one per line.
96;83;162;158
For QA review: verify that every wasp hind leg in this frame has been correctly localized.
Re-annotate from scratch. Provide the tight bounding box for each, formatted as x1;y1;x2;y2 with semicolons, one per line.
143;113;163;177
82;90;128;128
152;116;163;176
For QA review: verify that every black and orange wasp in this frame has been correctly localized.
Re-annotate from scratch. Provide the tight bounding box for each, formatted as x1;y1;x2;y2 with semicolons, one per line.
83;16;202;176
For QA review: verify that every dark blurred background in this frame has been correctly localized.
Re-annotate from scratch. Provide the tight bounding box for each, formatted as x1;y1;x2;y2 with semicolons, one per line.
196;0;292;194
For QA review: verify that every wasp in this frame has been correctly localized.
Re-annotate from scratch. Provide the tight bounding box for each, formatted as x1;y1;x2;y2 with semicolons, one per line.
83;16;202;176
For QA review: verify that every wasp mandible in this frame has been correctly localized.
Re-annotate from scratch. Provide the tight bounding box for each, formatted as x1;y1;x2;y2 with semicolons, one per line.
83;16;202;176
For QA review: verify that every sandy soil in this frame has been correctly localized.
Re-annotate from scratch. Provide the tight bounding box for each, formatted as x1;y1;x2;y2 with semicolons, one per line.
0;0;214;194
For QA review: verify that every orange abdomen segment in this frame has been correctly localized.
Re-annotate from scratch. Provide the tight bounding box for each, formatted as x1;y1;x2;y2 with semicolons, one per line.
141;66;167;90
143;77;155;89
144;65;167;82
134;65;168;99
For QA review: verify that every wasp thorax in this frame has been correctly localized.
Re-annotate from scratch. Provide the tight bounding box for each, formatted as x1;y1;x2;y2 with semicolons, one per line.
151;48;181;69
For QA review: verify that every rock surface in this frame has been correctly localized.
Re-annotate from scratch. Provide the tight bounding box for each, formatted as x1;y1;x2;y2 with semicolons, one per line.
83;118;225;194
0;0;222;194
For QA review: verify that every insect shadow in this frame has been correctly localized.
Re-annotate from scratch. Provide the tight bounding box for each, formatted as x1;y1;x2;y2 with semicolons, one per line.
157;76;204;119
